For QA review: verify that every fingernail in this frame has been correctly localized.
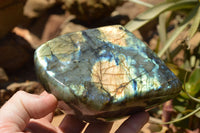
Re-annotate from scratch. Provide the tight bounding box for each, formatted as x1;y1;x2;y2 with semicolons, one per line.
40;91;49;96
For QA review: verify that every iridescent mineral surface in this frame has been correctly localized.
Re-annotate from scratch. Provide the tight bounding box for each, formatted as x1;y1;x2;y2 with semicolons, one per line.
34;25;182;122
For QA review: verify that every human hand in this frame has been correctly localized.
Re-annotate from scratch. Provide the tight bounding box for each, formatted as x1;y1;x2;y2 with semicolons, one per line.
0;91;149;133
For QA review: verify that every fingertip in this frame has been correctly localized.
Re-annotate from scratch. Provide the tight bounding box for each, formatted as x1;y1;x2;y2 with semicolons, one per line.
41;92;58;107
32;93;58;119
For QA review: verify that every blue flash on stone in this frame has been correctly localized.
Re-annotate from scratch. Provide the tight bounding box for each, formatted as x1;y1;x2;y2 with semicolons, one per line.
34;25;182;122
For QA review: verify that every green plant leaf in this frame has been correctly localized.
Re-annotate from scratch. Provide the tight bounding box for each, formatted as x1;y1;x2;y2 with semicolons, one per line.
125;0;197;32
195;104;200;118
158;5;200;57
188;68;200;83
186;68;200;98
195;110;200;118
174;105;186;113
158;12;168;44
180;68;200;102
188;3;200;39
128;0;153;8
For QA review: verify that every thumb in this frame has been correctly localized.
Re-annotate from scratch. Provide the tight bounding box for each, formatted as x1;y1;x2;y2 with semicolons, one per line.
0;91;57;132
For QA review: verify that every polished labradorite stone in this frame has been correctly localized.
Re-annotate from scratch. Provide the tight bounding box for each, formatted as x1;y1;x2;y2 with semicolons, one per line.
34;25;182;122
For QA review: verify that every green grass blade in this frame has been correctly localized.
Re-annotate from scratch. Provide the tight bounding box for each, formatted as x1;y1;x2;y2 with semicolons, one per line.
128;0;153;8
158;5;200;57
125;0;197;32
158;12;168;44
157;23;188;57
188;3;200;39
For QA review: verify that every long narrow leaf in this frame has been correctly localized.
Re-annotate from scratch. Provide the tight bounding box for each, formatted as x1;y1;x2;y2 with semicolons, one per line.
158;12;168;44
158;24;188;57
188;3;200;39
128;0;153;8
158;5;200;57
125;0;197;32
